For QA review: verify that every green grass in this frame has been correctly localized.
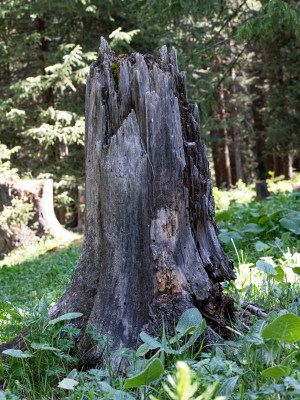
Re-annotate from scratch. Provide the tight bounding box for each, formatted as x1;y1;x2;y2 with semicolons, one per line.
0;177;299;400
0;235;82;344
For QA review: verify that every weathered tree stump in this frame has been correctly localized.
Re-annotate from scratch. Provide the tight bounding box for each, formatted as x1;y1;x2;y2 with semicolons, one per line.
7;38;236;366
0;178;68;256
256;180;270;200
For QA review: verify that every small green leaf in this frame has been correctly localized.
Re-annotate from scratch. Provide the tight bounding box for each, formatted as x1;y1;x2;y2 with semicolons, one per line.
218;375;239;397
176;308;203;335
2;349;33;358
216;211;230;222
280;351;298;366
58;378;79;390
262;313;300;343
293;267;300;275
180;321;206;353
124;358;164;388
258;215;270;225
139;332;161;350
218;231;243;244
273;267;284;282
256;260;277;275
254;241;270;252
114;348;130;358
49;312;83;325
136;343;150;357
99;382;136;400
31;342;60;351
262;366;290;379
279;217;300;235
126;359;148;378
242;223;265;234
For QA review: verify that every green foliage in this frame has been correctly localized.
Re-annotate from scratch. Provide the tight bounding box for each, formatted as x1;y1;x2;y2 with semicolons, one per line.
217;183;300;313
262;314;300;344
0;144;19;179
124;358;164;389
238;0;300;43
109;27;140;52
1;304;82;399
0;0;142;221
0;199;34;235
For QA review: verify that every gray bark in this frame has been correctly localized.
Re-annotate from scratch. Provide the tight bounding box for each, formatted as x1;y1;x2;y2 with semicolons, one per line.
52;38;235;366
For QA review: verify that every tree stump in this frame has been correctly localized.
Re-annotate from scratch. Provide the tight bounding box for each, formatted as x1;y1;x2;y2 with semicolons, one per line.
256;180;270;200
43;39;235;365
0;178;68;256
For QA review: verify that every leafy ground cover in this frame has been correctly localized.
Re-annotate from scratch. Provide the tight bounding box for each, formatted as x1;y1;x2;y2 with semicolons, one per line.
0;176;299;399
215;176;300;314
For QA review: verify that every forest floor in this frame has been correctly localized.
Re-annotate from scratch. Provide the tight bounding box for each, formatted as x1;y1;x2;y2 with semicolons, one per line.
0;175;299;400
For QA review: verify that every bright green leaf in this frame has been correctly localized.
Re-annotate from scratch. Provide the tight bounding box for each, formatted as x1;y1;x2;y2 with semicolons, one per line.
254;241;270;252
216;211;230;222
262;365;290;379
49;312;83;325
218;231;243;245
31;343;60;351
279;218;300;235
176;308;203;335
273;267;284;282
58;378;79;390
2;349;33;358
124;358;164;388
136;343;150;357
139;332;161;350
242;223;265;234
218;375;239;397
262;314;300;343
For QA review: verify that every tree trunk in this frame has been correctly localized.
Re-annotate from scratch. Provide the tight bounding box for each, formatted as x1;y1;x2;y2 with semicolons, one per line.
284;153;293;180
50;38;236;366
231;68;243;183
77;185;85;233
211;83;233;188
211;129;228;187
256;180;270;200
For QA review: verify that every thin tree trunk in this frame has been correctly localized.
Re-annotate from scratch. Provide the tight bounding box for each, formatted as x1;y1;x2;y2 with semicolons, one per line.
219;83;232;187
231;68;243;182
37;39;235;366
285;153;293;180
211;130;227;187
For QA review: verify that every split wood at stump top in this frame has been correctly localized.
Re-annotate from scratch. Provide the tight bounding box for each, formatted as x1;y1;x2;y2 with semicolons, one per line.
50;38;235;366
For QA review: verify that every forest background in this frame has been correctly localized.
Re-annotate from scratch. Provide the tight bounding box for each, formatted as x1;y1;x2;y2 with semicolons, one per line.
1;0;300;225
